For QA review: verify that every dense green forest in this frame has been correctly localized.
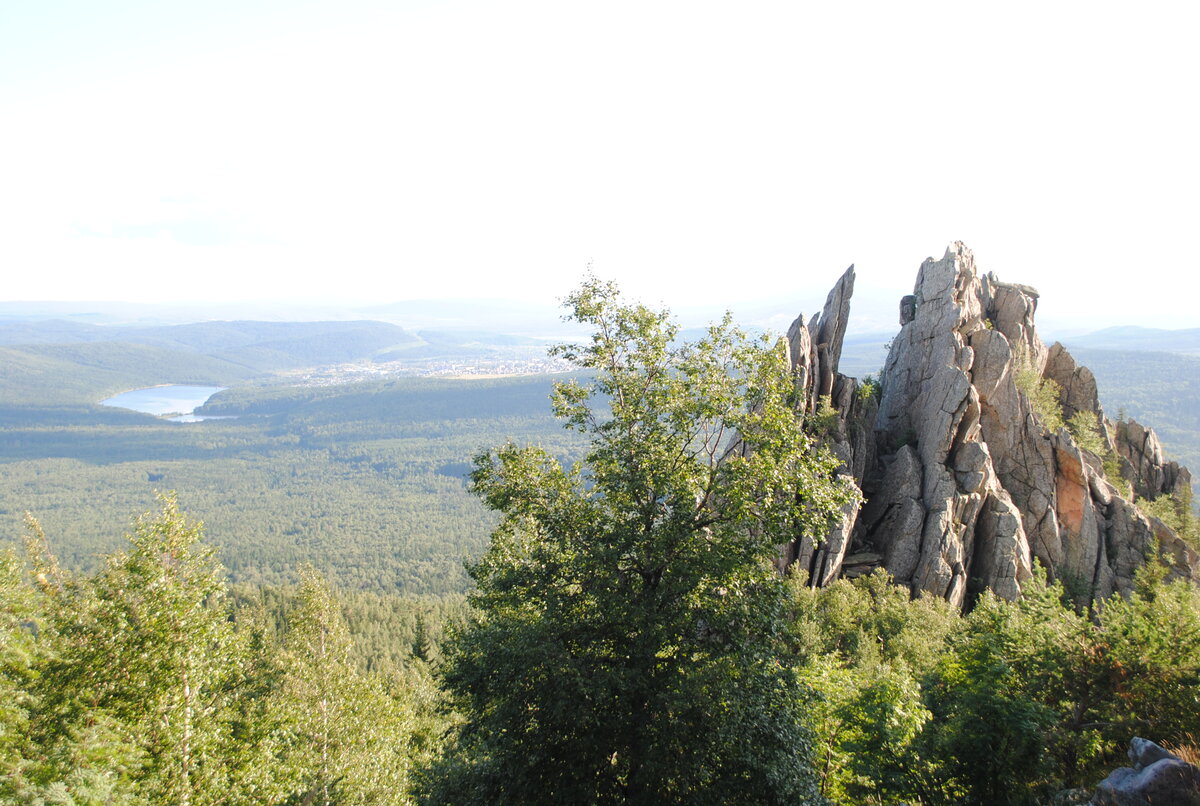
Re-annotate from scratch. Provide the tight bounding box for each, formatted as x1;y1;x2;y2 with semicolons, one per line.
5;498;1198;804
4;301;1198;803
5;344;1197;599
2;498;450;803
2;317;1198;601
0;375;581;594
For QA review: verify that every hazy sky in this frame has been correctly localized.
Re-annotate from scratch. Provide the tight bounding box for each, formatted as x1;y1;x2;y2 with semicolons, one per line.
2;1;1198;331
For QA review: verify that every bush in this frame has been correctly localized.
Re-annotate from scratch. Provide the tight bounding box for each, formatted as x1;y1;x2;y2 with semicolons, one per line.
1013;348;1065;433
809;395;841;438
1067;410;1106;455
1140;487;1200;550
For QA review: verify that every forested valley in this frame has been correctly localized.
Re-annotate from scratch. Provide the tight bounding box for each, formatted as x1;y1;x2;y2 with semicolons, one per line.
2;302;1200;804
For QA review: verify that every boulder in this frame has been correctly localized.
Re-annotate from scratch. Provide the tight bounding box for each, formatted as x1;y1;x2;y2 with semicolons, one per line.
1090;738;1200;805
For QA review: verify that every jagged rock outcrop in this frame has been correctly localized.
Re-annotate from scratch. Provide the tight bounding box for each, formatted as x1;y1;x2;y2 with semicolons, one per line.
783;242;1199;604
781;266;877;586
1115;419;1194;502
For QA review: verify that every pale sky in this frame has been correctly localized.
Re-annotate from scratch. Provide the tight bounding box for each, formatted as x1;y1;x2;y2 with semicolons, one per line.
2;1;1198;331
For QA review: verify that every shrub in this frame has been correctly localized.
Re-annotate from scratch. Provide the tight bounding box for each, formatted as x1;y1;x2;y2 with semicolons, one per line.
857;375;881;404
809;394;841;438
1140;487;1200;550
1013;351;1065;434
1066;410;1106;455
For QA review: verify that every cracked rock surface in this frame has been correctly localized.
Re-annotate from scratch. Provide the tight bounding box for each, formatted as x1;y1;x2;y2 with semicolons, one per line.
781;242;1198;604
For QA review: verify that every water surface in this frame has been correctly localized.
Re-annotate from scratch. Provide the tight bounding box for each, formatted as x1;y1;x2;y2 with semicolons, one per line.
100;385;227;420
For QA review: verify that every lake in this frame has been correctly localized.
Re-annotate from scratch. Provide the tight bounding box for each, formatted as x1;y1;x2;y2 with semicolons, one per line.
99;385;229;421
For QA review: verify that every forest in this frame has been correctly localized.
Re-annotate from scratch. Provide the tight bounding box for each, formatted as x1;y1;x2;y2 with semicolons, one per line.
2;294;1200;804
4;496;1197;804
0;374;581;594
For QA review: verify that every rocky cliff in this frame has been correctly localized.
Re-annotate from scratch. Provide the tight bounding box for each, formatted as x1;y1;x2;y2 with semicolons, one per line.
784;242;1199;606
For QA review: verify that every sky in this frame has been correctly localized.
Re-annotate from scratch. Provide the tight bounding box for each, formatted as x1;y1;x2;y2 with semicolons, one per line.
2;1;1198;333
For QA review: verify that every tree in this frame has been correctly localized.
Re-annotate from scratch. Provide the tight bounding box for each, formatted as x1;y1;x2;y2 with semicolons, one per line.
786;571;961;804
272;566;415;805
0;546;43;798
426;278;857;804
24;494;241;805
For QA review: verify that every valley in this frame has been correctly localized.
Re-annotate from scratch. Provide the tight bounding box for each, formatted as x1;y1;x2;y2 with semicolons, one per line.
2;311;1197;596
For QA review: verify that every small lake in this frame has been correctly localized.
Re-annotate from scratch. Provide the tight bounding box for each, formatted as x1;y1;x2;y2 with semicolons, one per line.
99;385;231;422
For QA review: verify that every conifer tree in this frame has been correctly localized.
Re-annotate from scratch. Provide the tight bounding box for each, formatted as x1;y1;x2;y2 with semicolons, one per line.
274;566;414;805
30;494;240;804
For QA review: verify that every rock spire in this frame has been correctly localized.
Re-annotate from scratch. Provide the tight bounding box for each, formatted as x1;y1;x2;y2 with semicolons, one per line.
783;242;1198;605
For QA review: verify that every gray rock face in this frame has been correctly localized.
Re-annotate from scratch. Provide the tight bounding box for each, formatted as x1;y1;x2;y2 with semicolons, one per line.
1045;341;1102;422
1090;738;1200;806
779;265;877;585
1116;419;1194;503
784;242;1198;604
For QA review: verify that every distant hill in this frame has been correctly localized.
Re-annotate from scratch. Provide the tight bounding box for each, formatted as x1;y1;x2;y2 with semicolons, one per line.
0;342;260;405
0;320;424;403
0;319;110;344
1063;326;1200;355
373;329;547;361
0;319;418;357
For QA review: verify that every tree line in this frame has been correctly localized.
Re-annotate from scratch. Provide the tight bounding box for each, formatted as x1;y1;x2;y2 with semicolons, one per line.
2;496;444;804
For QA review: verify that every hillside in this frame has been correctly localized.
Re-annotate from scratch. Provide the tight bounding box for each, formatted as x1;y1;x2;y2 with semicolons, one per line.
0;342;259;404
0;319;419;369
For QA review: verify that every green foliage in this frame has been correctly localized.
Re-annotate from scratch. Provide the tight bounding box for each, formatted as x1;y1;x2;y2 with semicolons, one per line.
0;547;42;792
809;394;841;438
0;499;442;804
857;374;881;404
784;565;1200;804
1067;410;1106;455
1065;410;1134;499
788;571;960;804
1103;450;1133;498
1140;486;1200;550
788;569;959;672
428;279;855;804
923;592;1059;805
1013;349;1065;433
19;494;240;804
268;566;417;805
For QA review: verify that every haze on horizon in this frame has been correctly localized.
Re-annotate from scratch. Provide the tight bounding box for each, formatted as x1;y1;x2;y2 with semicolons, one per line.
2;1;1197;331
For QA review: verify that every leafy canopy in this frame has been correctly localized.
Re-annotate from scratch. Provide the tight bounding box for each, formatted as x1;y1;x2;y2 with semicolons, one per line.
429;278;856;804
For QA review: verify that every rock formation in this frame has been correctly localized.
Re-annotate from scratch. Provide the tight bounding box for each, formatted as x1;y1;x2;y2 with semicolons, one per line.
782;242;1199;605
1090;737;1200;805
